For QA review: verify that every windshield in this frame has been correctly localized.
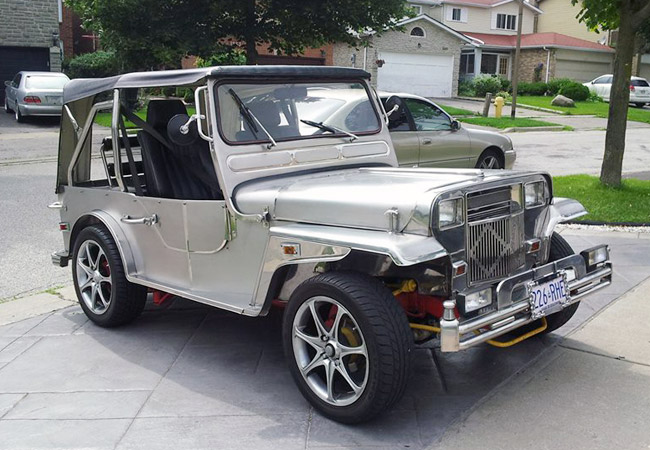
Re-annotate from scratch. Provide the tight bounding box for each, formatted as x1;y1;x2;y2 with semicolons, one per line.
216;81;380;144
25;75;69;90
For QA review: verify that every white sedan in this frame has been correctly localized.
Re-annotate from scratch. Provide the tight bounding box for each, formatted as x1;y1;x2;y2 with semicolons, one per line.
583;75;650;107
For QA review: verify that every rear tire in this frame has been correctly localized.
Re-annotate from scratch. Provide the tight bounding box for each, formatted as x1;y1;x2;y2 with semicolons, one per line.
15;106;24;123
283;272;412;423
72;225;147;327
540;232;579;334
476;149;503;170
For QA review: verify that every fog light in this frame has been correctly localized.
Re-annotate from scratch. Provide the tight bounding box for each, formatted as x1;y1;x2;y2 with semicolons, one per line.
464;288;492;313
581;246;609;269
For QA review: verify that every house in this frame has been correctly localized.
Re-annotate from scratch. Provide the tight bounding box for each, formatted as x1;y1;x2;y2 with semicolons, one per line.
426;0;615;82
0;0;63;101
332;14;476;97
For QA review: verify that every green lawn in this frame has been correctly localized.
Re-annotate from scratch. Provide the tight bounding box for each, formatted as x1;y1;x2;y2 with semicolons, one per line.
437;104;476;116
95;106;195;128
518;96;650;124
459;117;568;130
553;174;650;224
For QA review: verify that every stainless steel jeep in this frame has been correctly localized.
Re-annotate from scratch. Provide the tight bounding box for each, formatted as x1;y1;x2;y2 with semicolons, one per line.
51;66;612;423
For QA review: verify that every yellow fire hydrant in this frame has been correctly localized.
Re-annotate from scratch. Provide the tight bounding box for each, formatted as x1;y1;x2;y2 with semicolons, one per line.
494;96;505;118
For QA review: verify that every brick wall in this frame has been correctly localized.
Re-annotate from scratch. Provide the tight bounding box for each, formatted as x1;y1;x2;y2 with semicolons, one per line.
0;0;61;71
516;48;555;83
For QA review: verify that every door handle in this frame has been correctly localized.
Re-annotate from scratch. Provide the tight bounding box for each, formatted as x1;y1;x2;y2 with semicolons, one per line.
121;214;158;226
421;138;433;145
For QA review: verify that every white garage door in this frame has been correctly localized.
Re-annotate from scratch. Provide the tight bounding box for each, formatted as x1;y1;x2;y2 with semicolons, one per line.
377;52;454;97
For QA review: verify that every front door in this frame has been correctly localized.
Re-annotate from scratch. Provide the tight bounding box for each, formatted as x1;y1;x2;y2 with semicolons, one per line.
402;98;471;168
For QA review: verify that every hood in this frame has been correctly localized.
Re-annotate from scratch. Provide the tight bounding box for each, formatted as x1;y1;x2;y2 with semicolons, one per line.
234;167;538;233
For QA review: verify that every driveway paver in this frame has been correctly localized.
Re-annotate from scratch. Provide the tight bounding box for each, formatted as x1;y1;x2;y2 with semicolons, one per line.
0;229;646;449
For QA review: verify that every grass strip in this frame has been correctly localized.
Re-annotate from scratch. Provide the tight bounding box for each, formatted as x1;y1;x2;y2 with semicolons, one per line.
553;174;650;224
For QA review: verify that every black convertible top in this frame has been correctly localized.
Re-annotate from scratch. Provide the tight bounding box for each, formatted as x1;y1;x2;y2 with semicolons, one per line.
63;66;371;104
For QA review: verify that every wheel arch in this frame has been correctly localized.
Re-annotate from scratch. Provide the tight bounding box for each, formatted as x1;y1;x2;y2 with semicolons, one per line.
69;211;138;277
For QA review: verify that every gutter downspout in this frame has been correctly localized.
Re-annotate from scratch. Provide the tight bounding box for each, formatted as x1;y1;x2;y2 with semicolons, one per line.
544;46;551;83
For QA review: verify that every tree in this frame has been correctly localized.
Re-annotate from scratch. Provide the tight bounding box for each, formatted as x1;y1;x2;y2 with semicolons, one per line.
571;0;650;187
65;0;410;68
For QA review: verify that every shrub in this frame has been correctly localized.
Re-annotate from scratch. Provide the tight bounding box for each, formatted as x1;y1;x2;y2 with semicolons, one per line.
517;81;548;96
472;75;503;97
63;51;118;79
196;49;246;67
458;80;475;97
559;82;590;101
495;91;511;101
546;78;574;95
498;76;511;93
587;90;603;103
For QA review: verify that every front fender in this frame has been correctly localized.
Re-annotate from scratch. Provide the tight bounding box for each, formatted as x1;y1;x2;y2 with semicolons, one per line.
544;197;587;237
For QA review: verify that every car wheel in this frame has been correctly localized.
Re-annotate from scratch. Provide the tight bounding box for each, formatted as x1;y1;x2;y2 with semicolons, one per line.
283;272;412;424
635;103;646;108
15;106;24;123
72;225;147;327
540;232;580;334
4;97;11;113
476;150;503;170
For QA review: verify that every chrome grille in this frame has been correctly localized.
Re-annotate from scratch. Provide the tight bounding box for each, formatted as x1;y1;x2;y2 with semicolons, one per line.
466;186;525;285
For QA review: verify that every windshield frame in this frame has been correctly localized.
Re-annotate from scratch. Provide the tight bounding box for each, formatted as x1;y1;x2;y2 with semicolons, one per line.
214;78;382;147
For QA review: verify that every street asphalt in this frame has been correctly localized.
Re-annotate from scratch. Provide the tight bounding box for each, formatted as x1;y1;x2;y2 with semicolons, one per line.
0;228;648;449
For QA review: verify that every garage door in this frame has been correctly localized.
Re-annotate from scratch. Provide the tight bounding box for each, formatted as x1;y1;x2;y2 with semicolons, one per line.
0;46;50;101
555;59;612;83
377;52;454;98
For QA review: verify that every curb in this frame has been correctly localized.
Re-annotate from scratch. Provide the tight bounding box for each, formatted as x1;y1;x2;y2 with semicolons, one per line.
567;219;650;227
502;125;567;133
0;285;76;327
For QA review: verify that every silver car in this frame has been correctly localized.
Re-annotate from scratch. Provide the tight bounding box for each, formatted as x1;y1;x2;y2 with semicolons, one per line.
51;66;611;424
381;93;516;169
4;71;69;122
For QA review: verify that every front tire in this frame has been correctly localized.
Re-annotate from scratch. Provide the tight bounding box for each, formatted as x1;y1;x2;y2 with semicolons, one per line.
635;102;647;108
476;149;503;169
283;272;412;424
541;233;580;334
72;225;147;327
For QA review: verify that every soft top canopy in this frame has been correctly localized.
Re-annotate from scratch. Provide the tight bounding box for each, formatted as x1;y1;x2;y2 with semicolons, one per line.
63;65;371;104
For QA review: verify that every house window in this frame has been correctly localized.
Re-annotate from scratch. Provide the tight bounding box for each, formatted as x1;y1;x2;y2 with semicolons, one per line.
410;4;423;15
481;54;498;74
410;27;425;37
447;6;467;22
498;56;509;76
496;13;517;30
451;8;461;21
460;54;475;75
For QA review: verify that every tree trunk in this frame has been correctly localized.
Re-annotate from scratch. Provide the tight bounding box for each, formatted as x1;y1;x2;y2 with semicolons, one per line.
244;0;257;65
600;9;635;187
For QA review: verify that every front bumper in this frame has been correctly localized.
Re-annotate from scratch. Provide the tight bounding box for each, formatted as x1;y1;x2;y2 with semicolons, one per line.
504;149;516;169
440;246;612;352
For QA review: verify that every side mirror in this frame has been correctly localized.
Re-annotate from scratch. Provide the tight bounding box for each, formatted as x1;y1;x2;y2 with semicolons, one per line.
451;120;461;131
167;114;199;146
384;95;404;118
4;81;11;87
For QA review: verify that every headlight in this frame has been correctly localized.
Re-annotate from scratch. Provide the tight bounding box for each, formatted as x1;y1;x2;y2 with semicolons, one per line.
438;198;464;229
524;181;547;208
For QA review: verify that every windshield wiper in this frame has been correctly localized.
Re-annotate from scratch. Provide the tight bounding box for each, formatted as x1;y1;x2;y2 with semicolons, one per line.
228;89;277;149
300;119;358;142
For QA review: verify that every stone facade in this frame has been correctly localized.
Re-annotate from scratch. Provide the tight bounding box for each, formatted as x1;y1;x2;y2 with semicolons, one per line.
0;0;62;71
333;19;464;96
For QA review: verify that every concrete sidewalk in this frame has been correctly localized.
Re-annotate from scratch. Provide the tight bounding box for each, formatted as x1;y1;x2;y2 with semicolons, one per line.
438;276;650;449
0;228;648;449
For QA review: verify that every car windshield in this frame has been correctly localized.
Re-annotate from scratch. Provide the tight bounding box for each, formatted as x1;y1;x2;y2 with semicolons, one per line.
216;81;380;144
25;75;68;89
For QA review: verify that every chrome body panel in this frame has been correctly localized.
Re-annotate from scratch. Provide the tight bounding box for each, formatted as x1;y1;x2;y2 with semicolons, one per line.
544;197;588;237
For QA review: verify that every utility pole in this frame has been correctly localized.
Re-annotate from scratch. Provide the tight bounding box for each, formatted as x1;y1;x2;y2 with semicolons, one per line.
510;0;524;119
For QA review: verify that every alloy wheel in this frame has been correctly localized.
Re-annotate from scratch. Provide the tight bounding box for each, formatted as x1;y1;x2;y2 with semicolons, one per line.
75;239;112;315
479;155;500;169
292;296;369;406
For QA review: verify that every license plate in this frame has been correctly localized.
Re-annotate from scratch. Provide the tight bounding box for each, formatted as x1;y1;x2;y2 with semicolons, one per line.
529;275;568;319
46;96;61;105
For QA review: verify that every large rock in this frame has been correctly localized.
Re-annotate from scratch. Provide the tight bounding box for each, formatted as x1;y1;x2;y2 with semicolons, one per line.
552;95;575;107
